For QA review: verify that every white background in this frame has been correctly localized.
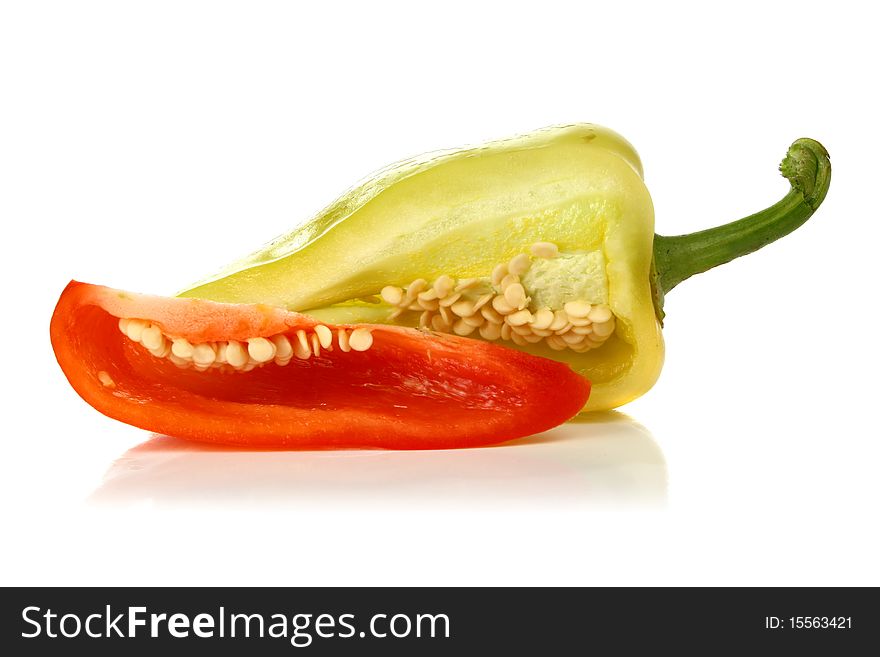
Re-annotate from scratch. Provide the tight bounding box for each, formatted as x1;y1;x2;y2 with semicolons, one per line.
1;1;878;586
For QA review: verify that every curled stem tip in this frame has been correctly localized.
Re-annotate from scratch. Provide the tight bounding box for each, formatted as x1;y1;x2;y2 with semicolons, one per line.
780;138;831;211
652;138;831;311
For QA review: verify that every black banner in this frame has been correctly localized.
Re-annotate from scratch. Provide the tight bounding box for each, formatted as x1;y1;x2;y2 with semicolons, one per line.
1;587;875;654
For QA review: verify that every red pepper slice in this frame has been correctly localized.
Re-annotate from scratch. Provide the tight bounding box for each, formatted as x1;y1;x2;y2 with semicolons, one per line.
50;282;590;449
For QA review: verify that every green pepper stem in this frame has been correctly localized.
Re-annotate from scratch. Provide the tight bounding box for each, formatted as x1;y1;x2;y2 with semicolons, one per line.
652;138;831;312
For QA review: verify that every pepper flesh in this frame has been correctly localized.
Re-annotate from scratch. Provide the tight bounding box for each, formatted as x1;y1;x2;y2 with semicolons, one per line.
181;125;663;411
50;281;589;448
180;125;831;412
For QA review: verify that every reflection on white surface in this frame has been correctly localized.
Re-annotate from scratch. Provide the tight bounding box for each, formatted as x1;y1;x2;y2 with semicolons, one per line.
89;412;666;509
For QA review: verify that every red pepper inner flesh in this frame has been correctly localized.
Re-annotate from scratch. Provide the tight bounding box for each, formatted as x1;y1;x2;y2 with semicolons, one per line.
53;282;590;449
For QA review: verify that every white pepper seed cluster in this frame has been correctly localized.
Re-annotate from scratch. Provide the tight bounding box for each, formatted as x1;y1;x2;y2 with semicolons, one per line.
380;241;616;353
117;318;373;372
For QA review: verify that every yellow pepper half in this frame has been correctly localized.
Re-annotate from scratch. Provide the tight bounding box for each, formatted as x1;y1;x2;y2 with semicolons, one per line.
179;125;831;412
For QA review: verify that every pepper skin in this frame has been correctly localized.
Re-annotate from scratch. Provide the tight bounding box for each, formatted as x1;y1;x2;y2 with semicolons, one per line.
50;282;589;448
180;125;831;411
